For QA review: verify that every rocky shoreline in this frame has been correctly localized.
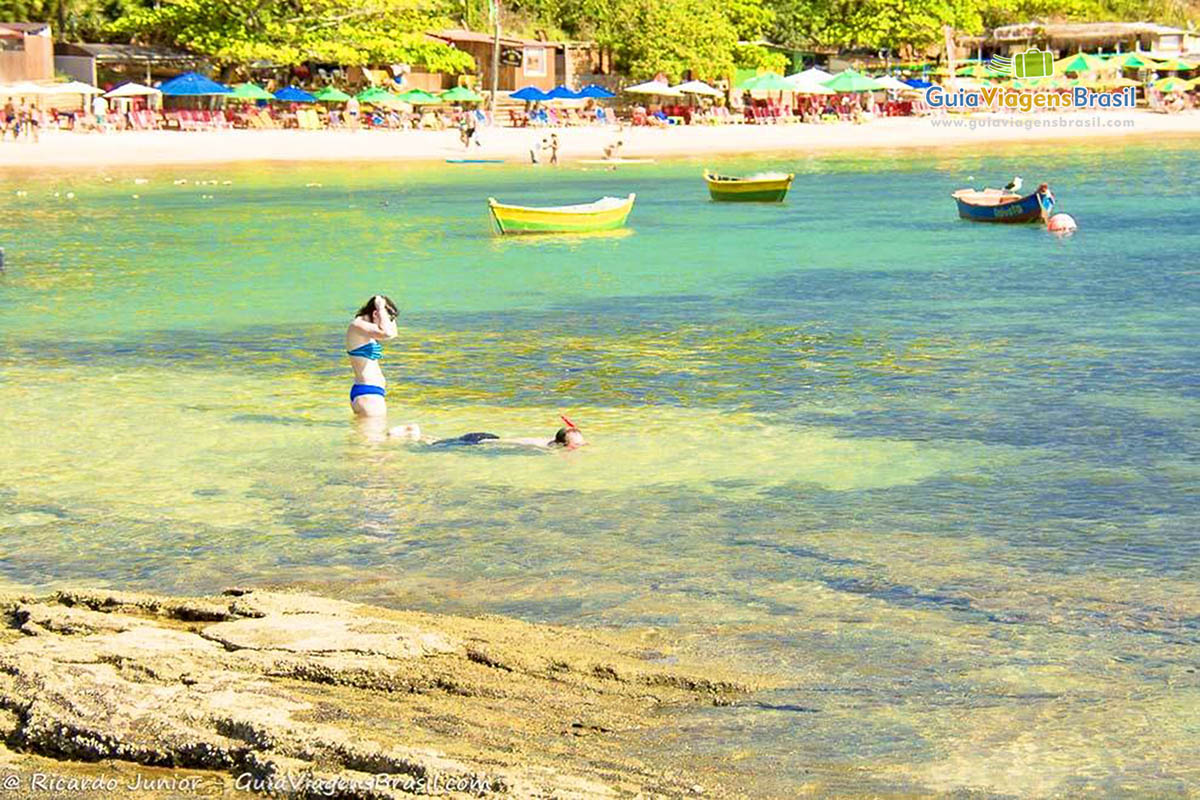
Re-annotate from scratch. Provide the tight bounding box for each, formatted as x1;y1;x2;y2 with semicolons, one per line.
0;587;757;798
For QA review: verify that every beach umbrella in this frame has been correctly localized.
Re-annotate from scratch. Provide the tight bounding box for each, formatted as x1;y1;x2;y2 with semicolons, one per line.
1054;52;1106;74
104;82;161;98
822;69;885;92
440;86;483;102
0;82;53;98
159;71;231;96
1106;52;1159;70
1153;76;1189;92
624;80;682;96
673;79;722;97
955;63;991;77
274;86;315;103
355;87;391;103
1087;76;1140;89
396;88;441;104
1154;58;1196;72
50;80;103;95
739;72;793;91
786;67;832;83
312;86;351;102
510;86;550;101
545;85;583;100
228;82;274;101
904;77;933;89
788;74;835;94
872;75;911;91
578;84;615;99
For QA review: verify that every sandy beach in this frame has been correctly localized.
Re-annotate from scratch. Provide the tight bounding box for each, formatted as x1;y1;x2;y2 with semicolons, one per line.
2;110;1198;169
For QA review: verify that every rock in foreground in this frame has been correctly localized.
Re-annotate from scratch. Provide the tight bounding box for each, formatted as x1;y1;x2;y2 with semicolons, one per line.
0;588;751;798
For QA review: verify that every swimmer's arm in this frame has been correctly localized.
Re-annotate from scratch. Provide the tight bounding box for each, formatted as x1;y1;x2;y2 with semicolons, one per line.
349;317;395;340
374;296;398;339
493;437;551;448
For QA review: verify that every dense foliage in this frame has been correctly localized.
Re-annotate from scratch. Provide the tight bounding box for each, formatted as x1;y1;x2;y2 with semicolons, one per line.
2;0;1196;74
767;0;1199;51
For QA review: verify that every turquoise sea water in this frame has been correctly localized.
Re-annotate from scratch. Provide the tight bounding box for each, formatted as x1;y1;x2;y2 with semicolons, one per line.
2;140;1198;796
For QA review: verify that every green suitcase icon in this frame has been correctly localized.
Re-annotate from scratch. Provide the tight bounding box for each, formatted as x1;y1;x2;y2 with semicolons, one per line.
1014;49;1053;78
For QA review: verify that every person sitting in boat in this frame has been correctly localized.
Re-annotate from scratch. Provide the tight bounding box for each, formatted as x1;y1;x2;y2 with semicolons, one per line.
346;295;398;418
389;417;587;451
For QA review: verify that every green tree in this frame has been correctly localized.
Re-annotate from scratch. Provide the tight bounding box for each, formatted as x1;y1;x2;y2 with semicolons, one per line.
105;0;477;71
0;0;131;40
593;0;740;81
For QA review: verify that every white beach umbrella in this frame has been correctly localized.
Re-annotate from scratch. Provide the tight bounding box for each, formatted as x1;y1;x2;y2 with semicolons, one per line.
0;81;52;95
624;80;683;97
873;75;911;91
47;80;104;95
786;67;833;83
105;82;162;98
786;75;836;94
673;79;723;97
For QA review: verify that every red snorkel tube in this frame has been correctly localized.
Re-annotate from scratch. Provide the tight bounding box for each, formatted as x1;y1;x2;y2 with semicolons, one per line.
560;414;579;430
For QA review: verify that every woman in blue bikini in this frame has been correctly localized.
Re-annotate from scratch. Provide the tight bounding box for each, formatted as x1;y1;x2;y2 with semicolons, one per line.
346;295;398;418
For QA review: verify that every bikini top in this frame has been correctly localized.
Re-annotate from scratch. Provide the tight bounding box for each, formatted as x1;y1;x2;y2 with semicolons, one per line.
346;340;382;360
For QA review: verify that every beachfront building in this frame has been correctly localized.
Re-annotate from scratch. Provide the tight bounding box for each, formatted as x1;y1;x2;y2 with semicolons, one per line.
54;42;199;88
429;29;563;91
0;22;53;84
989;21;1198;59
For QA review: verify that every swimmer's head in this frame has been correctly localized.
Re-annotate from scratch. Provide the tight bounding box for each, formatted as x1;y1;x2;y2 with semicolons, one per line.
356;295;398;321
553;427;587;449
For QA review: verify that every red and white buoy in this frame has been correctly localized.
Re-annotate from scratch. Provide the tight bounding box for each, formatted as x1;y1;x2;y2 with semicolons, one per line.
1047;213;1077;234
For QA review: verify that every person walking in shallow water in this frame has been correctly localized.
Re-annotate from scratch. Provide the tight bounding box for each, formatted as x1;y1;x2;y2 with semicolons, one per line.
345;295;398;418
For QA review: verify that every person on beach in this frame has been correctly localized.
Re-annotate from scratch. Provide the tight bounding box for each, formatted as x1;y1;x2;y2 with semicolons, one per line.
346;295;398;418
389;416;588;451
549;133;559;165
3;100;15;140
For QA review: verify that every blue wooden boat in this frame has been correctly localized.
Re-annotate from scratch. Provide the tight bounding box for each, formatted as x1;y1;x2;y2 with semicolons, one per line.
952;185;1054;223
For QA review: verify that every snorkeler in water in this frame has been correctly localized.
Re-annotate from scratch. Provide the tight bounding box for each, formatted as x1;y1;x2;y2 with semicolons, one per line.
389;416;587;451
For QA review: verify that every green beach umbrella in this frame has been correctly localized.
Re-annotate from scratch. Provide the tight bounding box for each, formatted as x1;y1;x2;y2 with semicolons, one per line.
1153;76;1189;92
441;86;484;102
228;82;274;101
1154;58;1196;72
822;69;885;93
1053;52;1106;74
955;63;990;77
396;88;441;104
739;72;794;91
355;87;391;103
1107;52;1159;70
313;86;351;102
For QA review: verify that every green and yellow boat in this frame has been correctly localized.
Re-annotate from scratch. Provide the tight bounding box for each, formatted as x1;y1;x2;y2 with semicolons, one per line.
488;194;636;235
704;171;794;202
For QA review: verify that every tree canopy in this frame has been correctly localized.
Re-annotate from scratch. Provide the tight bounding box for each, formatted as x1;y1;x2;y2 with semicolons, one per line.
107;0;475;70
3;0;1197;76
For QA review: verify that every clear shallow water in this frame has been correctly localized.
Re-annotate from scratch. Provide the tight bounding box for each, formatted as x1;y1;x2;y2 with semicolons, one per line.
2;141;1198;796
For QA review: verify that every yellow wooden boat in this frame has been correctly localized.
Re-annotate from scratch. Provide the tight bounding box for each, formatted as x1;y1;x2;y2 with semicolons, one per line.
704;171;794;202
488;194;636;234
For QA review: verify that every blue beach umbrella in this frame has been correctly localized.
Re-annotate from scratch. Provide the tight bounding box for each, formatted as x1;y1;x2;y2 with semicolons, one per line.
158;71;231;96
510;86;550;101
904;78;933;89
579;84;616;99
274;86;316;103
545;85;583;100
